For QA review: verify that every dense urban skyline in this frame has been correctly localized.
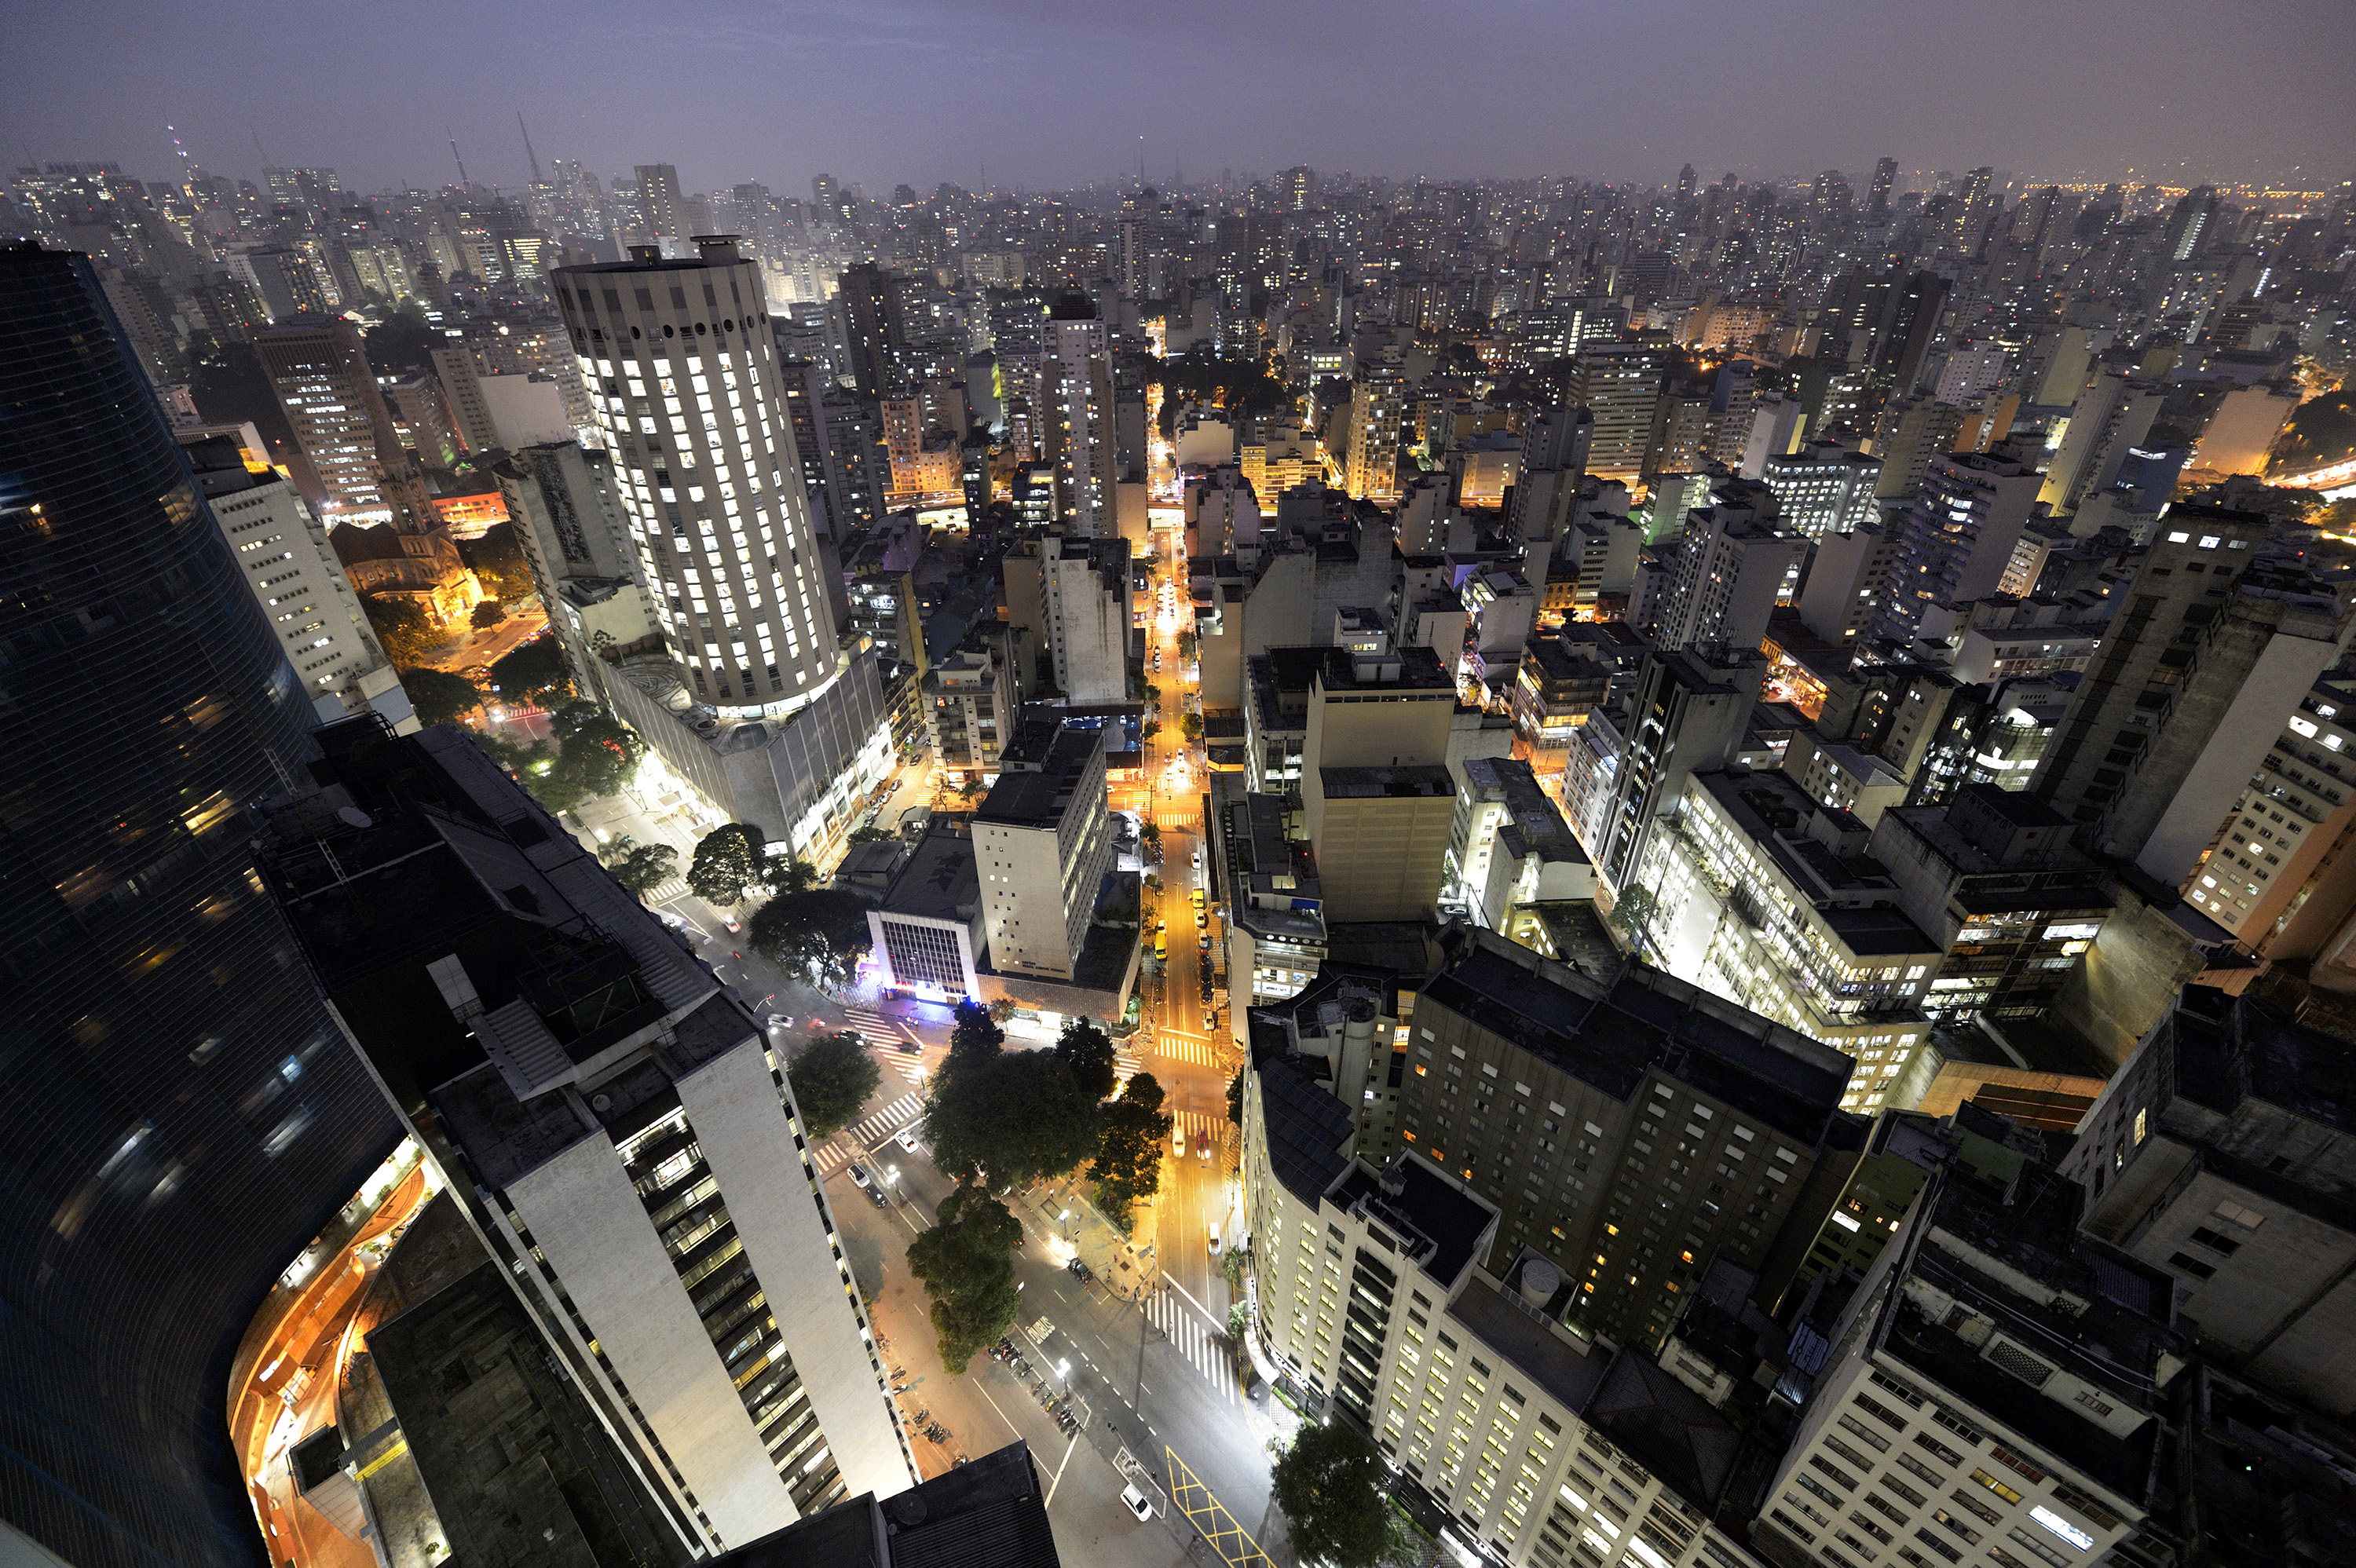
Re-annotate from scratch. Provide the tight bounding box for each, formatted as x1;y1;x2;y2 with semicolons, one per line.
7;11;2356;1568
5;0;2354;196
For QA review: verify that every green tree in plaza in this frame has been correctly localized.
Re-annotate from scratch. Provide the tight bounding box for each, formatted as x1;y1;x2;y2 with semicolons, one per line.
470;600;506;628
398;667;483;727
1090;1071;1173;1219
686;822;773;905
786;1031;883;1143
847;823;896;846
600;842;679;897
905;1183;1025;1374
1271;1420;1393;1568
491;635;573;709
1180;712;1204;742
1055;1016;1120;1102
925;1003;1101;1191
748;886;874;992
534;702;642;812
1176;630;1198;659
364;595;441;664
1227;1068;1244;1127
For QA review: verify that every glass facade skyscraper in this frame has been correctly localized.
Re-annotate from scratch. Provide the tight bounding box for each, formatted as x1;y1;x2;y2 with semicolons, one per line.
0;243;401;1566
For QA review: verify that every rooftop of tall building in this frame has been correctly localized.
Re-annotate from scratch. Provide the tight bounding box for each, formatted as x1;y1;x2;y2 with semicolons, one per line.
1420;930;1853;1143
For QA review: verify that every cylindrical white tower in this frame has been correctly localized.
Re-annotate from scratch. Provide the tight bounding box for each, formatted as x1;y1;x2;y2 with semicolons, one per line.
554;239;839;716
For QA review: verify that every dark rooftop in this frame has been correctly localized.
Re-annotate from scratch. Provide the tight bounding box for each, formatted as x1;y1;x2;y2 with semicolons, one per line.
881;827;982;923
1255;1053;1356;1204
978;726;1103;828
1583;1351;1747;1511
1330;1153;1495;1289
710;1442;1059;1568
1320;764;1456;799
1421;934;1852;1145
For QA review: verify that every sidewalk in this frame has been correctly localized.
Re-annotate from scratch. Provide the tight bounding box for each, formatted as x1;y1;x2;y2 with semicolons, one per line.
1021;1177;1161;1305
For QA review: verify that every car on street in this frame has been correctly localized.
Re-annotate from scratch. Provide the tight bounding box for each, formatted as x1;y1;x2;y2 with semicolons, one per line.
896;1128;921;1153
894;1036;920;1054
720;913;742;934
1191;849;1201;868
1173;1123;1187;1158
1195;908;1207;928
1205;1010;1218;1031
847;1163;873;1190
1207;1221;1221;1256
1121;1484;1155;1522
1194;1128;1210;1163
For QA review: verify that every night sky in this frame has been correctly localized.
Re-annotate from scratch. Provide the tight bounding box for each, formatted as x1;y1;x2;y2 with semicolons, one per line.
7;0;2353;195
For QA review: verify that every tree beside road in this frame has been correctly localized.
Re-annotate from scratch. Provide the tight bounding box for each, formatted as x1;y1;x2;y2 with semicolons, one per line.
1091;1071;1173;1223
601;842;678;897
905;1183;1024;1374
1271;1420;1394;1568
923;1002;1101;1191
686;823;776;905
787;1032;883;1144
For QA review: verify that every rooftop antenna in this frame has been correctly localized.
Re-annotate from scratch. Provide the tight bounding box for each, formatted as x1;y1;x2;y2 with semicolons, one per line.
448;130;469;188
517;112;542;185
166;122;199;187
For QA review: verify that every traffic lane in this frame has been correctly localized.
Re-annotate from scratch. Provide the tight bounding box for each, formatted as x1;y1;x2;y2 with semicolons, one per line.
1008;1245;1273;1541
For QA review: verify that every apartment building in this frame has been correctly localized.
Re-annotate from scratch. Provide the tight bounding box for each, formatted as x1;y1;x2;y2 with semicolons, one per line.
922;633;1015;778
1637;769;1940;1106
177;431;417;731
974;724;1115;981
1242;1054;1771;1568
1868;786;2117;1024
1598;647;1765;888
2179;677;2356;948
1367;930;1857;1351
2062;985;2356;1416
1762;442;1882;540
258;721;915;1552
2029;505;2355;882
1756;1164;2179;1568
1211;778;1329;1011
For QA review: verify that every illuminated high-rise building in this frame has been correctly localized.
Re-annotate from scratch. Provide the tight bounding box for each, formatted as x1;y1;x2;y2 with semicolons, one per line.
1037;293;1115;535
553;239;840;715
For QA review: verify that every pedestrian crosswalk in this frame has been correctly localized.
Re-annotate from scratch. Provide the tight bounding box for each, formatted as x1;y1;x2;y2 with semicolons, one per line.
1145;1288;1239;1403
1154;1033;1223;1066
1167;1110;1228;1165
843;1005;927;1084
1114;1051;1147;1086
812;1092;923;1175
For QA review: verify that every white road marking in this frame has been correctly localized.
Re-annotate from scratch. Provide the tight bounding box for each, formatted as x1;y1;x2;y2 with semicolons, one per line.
1043;1433;1081;1508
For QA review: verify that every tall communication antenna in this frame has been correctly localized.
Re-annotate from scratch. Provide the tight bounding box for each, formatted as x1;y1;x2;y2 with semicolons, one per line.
166;122;199;188
448;130;469;188
517;112;543;185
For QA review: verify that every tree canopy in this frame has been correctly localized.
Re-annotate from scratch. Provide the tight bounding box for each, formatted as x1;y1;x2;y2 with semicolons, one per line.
491;635;572;709
1092;1071;1173;1218
534;703;642;812
1271;1420;1392;1568
748;886;874;992
925;1003;1101;1190
687;823;774;905
787;1032;882;1143
399;667;482;728
470;601;507;628
1227;1068;1244;1127
365;596;441;665
1055;1016;1120;1103
905;1184;1025;1374
601;842;678;897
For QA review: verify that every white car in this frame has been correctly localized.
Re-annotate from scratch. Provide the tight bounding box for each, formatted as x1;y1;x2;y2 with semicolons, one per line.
1173;1123;1187;1159
1207;1221;1222;1258
1121;1483;1155;1522
847;1163;873;1190
896;1128;921;1153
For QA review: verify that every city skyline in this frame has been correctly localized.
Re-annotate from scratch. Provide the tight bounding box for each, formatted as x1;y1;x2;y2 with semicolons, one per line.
5;0;2354;196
